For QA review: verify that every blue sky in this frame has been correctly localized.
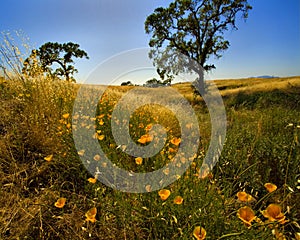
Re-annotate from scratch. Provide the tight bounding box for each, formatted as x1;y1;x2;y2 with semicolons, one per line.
1;0;299;83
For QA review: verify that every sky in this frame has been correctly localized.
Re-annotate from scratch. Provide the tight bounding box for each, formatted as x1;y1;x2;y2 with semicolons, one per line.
1;0;299;84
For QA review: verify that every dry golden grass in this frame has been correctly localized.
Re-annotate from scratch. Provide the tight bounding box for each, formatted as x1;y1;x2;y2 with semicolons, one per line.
0;75;299;239
213;76;300;96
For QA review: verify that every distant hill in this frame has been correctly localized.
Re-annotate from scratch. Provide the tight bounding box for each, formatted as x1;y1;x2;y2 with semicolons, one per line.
250;75;279;79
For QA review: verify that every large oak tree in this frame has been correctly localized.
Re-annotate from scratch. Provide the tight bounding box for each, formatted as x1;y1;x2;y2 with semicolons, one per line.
145;0;252;92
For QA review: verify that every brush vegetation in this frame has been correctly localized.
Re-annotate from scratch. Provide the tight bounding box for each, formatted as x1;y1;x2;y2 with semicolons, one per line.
0;75;299;239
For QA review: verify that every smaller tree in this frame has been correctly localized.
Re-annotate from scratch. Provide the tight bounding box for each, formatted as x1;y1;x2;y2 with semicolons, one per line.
144;78;164;87
23;42;89;82
121;81;134;86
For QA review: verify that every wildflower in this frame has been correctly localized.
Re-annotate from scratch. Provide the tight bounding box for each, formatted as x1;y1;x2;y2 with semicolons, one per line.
173;196;183;205
180;157;187;164
98;119;104;125
44;154;53;162
62;113;70;119
88;178;97;184
93;154;101;161
264;183;277;193
262;204;287;224
199;172;213;180
85;207;97;223
145;123;152;131
198;166;211;179
97;114;105;119
163;168;170;175
101;162;107;168
77;149;85;156
135;157;143;165
237;206;256;227
97;134;105;141
168;147;176;153
158;189;171;200
170;137;181;146
236;191;256;203
193;226;206;240
145;185;152;192
54;198;66;208
137;134;153;144
272;228;286;240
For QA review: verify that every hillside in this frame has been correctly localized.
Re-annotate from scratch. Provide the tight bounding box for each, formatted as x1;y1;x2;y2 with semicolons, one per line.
0;76;299;239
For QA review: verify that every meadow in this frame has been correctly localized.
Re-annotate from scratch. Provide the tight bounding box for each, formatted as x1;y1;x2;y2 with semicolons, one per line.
0;75;299;239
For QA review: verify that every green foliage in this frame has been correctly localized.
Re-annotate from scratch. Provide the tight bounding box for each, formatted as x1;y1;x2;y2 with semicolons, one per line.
145;0;252;90
23;42;89;82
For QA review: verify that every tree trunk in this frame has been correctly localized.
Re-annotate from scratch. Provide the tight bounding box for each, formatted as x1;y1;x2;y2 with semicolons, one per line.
195;71;206;96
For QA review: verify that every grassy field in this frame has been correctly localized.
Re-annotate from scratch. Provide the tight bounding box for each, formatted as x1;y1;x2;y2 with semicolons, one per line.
0;76;299;239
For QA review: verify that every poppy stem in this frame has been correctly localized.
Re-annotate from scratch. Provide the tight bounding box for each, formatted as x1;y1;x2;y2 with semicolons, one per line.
217;231;244;239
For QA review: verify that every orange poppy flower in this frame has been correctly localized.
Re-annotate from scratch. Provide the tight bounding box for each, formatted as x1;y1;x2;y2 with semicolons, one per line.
88;177;97;184
135;157;143;165
264;183;277;193
62;113;70;119
236;191;256;203
77;149;85;156
237;206;256;227
145;124;152;131
170;137;181;146
97;114;105;119
145;185;152;192
98;119;104;125
163;168;170;175
158;189;171;200
262;204;287;224
198;166;213;179
85;207;97;223
54;198;66;208
193;226;206;240
137;134;153;144
173;196;183;205
97;134;105;141
168;147;177;153
44;154;53;162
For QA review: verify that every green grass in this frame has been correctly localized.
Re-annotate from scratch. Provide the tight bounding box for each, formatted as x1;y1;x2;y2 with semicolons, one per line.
0;76;299;239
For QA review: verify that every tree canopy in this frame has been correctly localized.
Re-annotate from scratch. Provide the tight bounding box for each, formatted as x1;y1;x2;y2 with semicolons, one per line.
23;42;89;82
145;0;252;92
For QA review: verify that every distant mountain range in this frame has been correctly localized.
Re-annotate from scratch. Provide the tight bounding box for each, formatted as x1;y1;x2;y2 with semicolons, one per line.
249;75;279;79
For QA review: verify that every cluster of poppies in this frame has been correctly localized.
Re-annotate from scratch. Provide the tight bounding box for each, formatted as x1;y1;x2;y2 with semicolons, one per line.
54;197;97;223
236;183;291;239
